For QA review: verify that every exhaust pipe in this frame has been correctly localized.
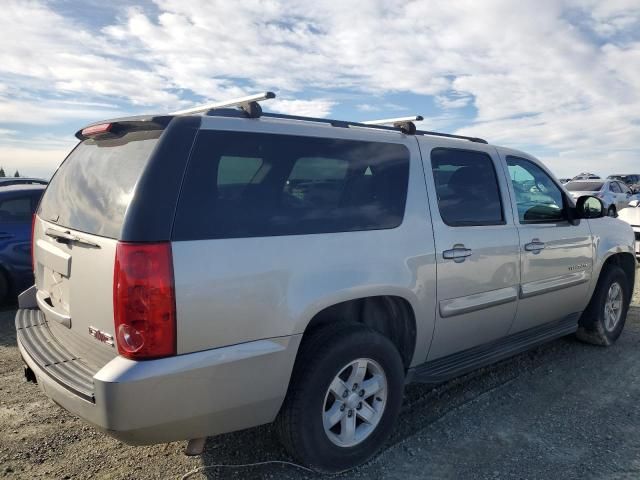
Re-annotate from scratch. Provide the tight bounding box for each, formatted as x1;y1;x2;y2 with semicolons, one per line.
24;365;37;384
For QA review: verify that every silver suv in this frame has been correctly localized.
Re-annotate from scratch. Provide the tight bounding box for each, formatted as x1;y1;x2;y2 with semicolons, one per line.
16;94;637;472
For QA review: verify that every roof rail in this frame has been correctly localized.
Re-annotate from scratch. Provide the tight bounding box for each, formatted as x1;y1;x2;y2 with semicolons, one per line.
171;92;276;118
202;104;488;144
363;115;423;134
415;129;488;144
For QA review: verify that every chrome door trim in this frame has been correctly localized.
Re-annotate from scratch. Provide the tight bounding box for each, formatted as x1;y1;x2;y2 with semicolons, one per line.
439;286;519;318
519;270;591;299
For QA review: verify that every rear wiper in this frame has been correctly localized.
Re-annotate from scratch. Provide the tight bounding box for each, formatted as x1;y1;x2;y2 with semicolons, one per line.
44;228;101;248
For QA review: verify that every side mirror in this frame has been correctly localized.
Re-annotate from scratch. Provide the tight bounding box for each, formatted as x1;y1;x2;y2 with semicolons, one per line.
629;199;640;208
575;195;605;219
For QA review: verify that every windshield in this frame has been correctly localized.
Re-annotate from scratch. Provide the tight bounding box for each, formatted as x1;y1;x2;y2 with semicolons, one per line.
565;181;603;192
38;129;162;238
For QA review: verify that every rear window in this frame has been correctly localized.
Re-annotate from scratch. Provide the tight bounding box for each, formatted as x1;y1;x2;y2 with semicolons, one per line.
565;181;603;191
38;130;162;238
173;131;410;240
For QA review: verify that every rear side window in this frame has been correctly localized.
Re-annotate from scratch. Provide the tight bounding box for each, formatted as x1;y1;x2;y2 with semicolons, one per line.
38;130;162;238
0;196;32;222
610;182;621;193
173;131;410;240
430;148;504;226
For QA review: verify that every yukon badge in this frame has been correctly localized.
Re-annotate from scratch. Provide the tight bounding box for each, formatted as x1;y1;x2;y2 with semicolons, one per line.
88;326;115;347
568;263;589;271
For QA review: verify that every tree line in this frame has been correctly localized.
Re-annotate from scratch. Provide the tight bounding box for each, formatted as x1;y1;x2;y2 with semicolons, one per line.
0;167;20;177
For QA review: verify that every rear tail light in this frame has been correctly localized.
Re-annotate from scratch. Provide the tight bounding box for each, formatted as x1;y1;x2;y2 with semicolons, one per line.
113;242;176;359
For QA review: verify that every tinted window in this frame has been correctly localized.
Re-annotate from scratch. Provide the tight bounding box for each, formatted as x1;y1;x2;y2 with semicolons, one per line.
610;182;621;193
507;156;565;223
565;181;603;192
217;156;263;185
38;130;162;238
618;182;631;194
0;196;32;222
173;131;410;240
430;148;504;227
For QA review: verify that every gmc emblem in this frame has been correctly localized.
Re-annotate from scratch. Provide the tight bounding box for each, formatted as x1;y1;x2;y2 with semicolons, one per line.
88;326;115;347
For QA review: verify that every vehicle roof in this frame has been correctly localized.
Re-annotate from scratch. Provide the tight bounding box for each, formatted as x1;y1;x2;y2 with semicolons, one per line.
566;180;605;185
0;177;47;182
0;184;46;193
81;110;490;148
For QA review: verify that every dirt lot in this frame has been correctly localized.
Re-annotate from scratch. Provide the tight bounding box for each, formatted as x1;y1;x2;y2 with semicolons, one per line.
1;278;639;479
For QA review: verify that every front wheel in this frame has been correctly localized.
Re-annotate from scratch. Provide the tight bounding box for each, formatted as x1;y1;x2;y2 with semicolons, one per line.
577;265;630;345
607;206;617;217
276;323;405;473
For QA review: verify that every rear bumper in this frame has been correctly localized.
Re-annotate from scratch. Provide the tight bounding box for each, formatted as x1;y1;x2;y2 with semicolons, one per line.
16;308;301;445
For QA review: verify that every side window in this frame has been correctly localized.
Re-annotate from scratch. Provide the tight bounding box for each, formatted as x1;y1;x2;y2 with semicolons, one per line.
610;182;621;193
618;182;631;194
431;148;504;226
173;131;410;240
284;157;348;209
506;156;565;224
0;196;32;222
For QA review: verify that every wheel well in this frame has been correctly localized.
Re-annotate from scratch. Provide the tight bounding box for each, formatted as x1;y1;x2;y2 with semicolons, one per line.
303;296;417;369
602;253;636;290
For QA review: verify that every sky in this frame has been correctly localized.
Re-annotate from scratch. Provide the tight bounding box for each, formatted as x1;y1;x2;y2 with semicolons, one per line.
0;0;639;179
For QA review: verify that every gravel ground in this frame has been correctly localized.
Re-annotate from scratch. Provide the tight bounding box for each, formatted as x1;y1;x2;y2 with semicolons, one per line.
1;276;639;479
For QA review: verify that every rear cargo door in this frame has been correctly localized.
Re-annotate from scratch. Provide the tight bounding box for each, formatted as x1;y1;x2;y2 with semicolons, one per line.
33;129;163;369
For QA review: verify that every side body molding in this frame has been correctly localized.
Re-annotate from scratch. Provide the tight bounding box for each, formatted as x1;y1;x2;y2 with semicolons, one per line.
519;270;591;299
439;286;519;318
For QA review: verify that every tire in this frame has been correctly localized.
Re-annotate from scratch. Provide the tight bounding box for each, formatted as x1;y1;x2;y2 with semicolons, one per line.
607;206;617;217
577;265;631;346
276;323;405;473
0;270;8;305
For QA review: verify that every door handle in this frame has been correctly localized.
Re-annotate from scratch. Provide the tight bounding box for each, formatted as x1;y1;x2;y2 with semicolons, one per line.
524;239;545;253
443;245;473;263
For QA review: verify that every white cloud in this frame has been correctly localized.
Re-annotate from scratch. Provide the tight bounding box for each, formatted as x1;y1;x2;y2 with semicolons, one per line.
0;0;638;178
269;99;336;117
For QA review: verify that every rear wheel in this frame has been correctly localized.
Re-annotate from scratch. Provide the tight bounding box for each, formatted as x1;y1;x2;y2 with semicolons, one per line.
276;323;405;472
577;265;630;345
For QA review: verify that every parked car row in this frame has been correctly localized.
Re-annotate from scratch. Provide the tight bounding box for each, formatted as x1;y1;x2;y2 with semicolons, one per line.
564;179;638;217
560;173;640;193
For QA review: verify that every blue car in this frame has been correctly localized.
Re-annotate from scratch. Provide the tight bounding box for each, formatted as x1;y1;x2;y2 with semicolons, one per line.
0;184;45;303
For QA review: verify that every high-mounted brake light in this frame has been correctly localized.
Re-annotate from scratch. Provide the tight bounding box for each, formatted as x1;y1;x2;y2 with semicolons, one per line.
81;123;112;137
113;242;176;359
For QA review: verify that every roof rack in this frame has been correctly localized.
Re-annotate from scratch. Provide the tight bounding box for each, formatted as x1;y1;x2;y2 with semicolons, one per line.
189;92;488;144
256;112;487;143
171;92;276;118
363;115;423;135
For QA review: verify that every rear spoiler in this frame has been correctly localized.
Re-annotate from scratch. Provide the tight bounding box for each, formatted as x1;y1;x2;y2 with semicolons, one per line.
75;115;174;140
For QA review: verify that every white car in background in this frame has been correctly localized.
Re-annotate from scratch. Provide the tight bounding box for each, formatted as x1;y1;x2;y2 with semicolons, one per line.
564;179;634;217
618;200;640;258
